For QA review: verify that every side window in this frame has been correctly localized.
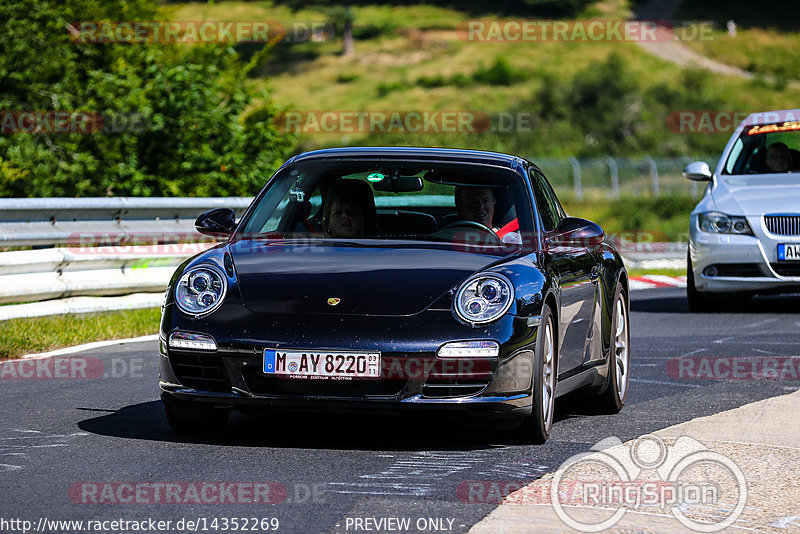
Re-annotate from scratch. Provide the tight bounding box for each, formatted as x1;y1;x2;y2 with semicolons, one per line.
530;169;563;231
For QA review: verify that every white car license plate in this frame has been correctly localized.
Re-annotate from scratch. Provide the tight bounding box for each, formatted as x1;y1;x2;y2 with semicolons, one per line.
263;349;380;378
777;244;800;261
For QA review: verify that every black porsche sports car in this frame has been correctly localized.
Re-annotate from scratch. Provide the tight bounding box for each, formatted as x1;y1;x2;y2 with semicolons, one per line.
159;147;630;443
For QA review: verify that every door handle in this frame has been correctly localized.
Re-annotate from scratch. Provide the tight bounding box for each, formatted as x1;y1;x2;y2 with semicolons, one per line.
590;266;600;283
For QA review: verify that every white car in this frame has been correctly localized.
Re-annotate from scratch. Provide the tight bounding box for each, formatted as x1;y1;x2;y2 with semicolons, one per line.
685;109;800;311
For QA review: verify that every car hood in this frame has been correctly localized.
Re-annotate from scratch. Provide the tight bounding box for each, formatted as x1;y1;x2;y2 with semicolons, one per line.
714;175;800;215
229;239;503;316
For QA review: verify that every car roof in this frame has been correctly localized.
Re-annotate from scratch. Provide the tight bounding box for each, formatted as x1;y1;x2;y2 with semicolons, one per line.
741;109;800;127
284;146;526;170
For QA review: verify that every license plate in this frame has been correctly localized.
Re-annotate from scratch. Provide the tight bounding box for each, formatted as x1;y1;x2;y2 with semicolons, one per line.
263;349;380;378
777;244;800;261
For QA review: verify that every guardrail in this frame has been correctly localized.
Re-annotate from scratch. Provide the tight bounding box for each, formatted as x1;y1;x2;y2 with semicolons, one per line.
0;197;253;320
0;197;253;247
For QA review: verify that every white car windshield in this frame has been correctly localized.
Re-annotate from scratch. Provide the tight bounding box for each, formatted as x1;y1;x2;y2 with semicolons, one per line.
724;122;800;174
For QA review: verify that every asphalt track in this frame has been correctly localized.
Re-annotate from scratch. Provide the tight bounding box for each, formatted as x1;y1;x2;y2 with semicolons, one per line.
1;287;798;534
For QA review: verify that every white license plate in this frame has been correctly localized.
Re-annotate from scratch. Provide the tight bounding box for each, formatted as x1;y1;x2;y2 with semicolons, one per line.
263;349;380;378
778;244;800;261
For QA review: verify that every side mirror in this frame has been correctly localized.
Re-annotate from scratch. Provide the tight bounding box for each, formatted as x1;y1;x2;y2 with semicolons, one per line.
195;208;236;237
684;161;712;181
547;217;605;249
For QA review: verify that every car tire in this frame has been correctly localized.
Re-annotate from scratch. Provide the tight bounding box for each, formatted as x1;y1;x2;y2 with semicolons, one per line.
597;285;630;414
687;255;715;312
520;303;557;444
164;402;230;433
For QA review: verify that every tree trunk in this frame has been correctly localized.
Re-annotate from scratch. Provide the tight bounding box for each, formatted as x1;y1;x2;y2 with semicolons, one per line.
343;18;354;56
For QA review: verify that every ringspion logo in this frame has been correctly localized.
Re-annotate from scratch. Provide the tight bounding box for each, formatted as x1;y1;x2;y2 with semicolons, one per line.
549;435;746;532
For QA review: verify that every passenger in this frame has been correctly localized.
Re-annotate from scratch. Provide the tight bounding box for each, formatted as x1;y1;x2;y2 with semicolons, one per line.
766;142;791;173
325;197;364;237
322;180;378;237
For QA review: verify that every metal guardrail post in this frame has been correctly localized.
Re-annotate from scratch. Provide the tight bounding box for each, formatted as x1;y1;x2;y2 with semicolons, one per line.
606;156;619;198
569;157;582;201
645;156;659;196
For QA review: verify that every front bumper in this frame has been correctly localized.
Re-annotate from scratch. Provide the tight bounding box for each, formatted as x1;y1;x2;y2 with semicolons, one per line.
690;214;800;294
158;310;537;421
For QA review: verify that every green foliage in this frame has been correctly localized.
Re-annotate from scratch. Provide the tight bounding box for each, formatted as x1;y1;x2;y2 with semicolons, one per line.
473;57;529;86
561;195;697;242
282;0;593;17
414;58;526;90
531;54;726;157
677;0;800;31
336;72;360;83
521;0;595;17
0;0;295;197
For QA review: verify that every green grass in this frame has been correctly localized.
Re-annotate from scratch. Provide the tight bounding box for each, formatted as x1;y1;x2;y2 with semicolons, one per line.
562;195;695;242
676;0;800;32
682;28;800;82
627;267;685;278
0;308;160;361
160;1;800;158
676;0;800;80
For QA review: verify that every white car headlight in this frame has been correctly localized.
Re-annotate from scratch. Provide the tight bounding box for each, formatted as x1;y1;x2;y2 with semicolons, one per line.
698;212;753;235
454;273;514;326
175;265;227;316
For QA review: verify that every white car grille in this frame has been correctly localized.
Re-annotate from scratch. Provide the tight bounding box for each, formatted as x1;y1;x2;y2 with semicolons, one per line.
764;215;800;236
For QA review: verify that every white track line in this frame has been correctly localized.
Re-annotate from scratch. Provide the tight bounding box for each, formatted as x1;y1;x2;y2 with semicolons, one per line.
19;334;159;360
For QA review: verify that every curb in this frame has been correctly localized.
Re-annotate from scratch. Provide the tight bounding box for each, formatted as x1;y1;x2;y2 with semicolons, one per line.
629;275;686;291
18;334;159;361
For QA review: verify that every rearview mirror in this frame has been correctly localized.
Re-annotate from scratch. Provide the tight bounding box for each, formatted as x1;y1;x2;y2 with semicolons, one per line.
547;217;605;249
195;208;236;237
371;174;424;193
684;161;712;181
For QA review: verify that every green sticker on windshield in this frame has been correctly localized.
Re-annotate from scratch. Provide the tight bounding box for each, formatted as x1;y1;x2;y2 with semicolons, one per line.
367;172;384;182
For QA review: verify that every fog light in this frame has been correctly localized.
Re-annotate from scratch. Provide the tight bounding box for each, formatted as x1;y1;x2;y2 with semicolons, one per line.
168;331;218;351
703;265;719;277
437;341;499;358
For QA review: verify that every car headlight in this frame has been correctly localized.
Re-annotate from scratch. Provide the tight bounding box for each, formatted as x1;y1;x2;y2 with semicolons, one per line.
174;265;227;316
454;273;514;326
698;212;753;235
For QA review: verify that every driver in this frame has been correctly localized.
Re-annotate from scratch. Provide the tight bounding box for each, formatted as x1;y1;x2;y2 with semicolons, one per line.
766;142;792;173
454;186;521;244
455;186;495;227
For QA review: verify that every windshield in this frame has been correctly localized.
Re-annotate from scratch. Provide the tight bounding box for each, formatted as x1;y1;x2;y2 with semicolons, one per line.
236;159;534;254
724;122;800;174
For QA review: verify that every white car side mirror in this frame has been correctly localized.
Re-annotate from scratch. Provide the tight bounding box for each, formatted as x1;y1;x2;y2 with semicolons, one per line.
684;161;712;181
